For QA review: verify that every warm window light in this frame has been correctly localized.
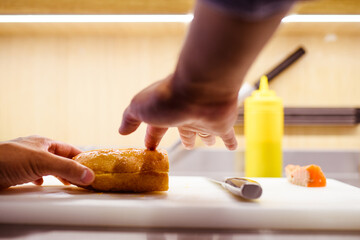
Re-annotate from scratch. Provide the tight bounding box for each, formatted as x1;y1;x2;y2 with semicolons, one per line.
0;14;359;23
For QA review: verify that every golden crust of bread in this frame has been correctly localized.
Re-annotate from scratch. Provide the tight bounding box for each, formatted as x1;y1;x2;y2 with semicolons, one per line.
73;148;169;192
88;172;169;192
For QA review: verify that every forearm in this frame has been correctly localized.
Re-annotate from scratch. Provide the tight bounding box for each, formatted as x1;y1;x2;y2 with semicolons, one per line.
171;0;293;104
119;0;296;150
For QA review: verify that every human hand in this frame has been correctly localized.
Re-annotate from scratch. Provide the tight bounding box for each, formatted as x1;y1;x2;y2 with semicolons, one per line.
119;75;238;150
119;0;289;151
0;135;95;190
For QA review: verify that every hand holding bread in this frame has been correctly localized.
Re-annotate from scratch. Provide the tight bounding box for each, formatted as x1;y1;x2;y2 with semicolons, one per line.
0;135;95;190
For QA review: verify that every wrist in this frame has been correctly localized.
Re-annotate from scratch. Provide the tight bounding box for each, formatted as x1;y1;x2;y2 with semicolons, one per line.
170;67;239;106
165;72;238;124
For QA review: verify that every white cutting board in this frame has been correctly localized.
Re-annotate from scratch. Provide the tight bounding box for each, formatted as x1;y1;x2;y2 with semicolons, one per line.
0;176;359;230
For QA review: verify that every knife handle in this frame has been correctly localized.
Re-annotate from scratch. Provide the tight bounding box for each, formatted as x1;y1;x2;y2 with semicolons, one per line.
224;178;263;200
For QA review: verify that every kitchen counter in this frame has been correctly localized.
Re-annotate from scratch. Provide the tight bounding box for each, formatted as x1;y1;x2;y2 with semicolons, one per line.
1;149;359;239
1;224;360;240
168;149;360;187
1;176;360;239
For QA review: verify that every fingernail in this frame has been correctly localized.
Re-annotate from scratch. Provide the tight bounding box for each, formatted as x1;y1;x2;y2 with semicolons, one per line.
81;169;94;185
228;144;238;151
183;145;193;150
118;126;124;134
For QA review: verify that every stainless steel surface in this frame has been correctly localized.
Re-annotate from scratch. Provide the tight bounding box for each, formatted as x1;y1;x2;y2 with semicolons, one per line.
169;149;360;187
166;139;183;157
238;82;256;104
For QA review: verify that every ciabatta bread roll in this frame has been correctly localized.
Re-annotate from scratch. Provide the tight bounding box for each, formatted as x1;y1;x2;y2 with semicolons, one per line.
73;148;169;192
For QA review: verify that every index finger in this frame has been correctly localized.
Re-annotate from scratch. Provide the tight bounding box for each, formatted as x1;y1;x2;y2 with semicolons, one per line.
48;141;82;159
145;125;168;150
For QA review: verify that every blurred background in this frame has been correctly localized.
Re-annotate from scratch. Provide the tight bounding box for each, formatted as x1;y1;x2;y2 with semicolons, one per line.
0;0;359;150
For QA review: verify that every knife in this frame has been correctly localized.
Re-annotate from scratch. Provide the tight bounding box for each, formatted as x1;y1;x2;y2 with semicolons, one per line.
209;177;263;200
238;47;306;104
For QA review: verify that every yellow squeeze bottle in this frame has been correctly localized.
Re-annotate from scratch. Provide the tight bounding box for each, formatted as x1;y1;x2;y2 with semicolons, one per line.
244;75;283;177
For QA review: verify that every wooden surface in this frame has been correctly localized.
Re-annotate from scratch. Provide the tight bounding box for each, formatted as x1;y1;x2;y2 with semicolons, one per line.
0;23;189;37
0;20;360;149
293;0;360;14
2;22;360;37
279;22;360;36
1;0;360;14
0;24;185;148
0;0;195;14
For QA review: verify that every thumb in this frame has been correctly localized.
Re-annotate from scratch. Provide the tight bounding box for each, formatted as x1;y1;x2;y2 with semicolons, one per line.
119;107;142;135
40;153;95;186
